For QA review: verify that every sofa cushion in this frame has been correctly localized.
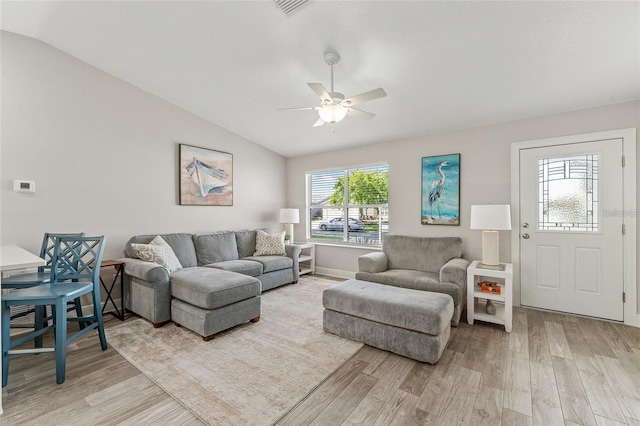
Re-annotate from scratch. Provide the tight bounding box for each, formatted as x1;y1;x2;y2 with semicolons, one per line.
193;232;239;266
126;233;197;268
355;269;462;306
234;228;269;259
244;255;292;273
130;236;183;273
383;235;463;273
254;230;286;256
170;267;260;310
206;260;263;277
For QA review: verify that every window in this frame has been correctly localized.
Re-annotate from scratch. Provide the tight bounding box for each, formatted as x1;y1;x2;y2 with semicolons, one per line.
307;164;388;245
538;154;598;231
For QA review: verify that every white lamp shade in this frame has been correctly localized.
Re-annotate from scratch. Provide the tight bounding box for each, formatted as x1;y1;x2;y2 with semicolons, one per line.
318;105;347;123
279;208;300;224
470;205;512;230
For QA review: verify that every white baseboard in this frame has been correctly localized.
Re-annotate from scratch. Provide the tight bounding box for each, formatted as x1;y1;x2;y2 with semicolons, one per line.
315;267;355;280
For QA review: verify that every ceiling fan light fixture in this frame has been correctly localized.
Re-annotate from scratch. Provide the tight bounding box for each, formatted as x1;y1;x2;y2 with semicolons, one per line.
280;51;387;129
318;104;347;123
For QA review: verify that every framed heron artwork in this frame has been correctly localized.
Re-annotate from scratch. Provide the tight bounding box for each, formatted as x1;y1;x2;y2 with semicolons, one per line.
421;153;460;225
179;144;233;206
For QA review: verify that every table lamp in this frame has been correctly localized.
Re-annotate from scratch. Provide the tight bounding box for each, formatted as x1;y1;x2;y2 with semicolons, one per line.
470;204;511;266
279;208;300;243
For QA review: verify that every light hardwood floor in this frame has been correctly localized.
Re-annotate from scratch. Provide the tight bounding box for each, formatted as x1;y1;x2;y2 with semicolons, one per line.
1;312;205;425
279;302;640;426
1;276;639;425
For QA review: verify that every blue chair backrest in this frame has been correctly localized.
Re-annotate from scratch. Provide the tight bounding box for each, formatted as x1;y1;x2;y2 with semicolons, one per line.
50;236;106;285
39;232;85;273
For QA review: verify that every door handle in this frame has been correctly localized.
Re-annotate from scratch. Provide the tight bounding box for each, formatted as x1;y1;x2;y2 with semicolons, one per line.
523;223;529;228
522;233;530;239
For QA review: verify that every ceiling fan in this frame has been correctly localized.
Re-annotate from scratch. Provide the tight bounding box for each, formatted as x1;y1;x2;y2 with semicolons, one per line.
280;52;387;130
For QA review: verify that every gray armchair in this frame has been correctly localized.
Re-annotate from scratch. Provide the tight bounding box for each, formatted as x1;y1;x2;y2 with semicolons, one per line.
356;235;469;325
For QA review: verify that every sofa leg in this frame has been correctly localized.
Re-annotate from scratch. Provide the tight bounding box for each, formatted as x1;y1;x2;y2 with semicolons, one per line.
250;316;260;323
152;320;171;328
203;334;215;341
292;280;299;284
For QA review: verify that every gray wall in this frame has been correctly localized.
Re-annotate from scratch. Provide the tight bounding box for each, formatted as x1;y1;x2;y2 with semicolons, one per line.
1;31;287;259
286;100;639;307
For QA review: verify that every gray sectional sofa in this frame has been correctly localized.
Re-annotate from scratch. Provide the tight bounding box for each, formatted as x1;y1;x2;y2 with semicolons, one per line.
120;229;301;337
356;234;469;326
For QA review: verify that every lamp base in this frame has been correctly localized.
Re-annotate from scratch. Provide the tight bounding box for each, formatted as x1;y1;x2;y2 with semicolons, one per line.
481;230;500;266
284;223;294;243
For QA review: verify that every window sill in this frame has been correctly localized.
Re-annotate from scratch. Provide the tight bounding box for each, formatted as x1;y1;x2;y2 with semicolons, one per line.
305;241;382;251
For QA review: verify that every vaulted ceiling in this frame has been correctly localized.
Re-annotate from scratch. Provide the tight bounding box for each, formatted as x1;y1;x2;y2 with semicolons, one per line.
2;1;638;157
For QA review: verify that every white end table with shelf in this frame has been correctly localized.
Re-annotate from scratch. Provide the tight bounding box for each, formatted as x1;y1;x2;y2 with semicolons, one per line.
296;243;315;275
467;260;513;332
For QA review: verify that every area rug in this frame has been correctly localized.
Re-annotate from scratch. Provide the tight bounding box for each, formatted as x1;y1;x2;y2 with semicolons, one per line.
106;276;363;425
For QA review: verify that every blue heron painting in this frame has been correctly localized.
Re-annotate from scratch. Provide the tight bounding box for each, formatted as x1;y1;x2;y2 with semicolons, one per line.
421;154;460;225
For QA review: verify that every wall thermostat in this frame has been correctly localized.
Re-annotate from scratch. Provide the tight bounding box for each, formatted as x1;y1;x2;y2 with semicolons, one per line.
13;180;36;193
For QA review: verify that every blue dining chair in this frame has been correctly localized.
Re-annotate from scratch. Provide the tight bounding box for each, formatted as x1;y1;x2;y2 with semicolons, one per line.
1;233;86;289
1;235;107;386
1;233;85;347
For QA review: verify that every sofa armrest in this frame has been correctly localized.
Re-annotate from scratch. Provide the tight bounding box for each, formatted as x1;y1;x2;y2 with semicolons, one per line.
119;257;169;283
439;257;470;291
358;252;389;273
285;244;302;281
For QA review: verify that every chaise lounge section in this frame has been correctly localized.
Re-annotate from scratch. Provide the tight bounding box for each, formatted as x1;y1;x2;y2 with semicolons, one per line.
170;268;262;341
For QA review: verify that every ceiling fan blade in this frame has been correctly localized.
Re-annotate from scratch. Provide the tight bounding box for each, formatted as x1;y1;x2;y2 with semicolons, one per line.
308;83;333;101
313;117;325;127
278;106;318;111
346;108;375;120
343;88;387;106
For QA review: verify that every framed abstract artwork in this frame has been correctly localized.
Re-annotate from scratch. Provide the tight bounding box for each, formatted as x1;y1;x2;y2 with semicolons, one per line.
179;144;233;206
421;153;460;225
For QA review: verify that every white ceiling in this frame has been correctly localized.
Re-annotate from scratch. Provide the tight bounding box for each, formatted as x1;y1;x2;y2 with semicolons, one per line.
2;1;638;157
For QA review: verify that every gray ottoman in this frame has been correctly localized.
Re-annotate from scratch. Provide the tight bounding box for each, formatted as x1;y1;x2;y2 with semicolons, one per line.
323;279;453;363
170;268;261;340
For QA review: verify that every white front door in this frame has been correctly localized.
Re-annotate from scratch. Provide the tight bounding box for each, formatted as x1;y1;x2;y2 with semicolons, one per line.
519;138;624;321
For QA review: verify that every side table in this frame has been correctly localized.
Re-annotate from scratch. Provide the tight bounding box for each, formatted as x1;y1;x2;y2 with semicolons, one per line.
100;260;126;321
297;242;315;275
466;260;513;332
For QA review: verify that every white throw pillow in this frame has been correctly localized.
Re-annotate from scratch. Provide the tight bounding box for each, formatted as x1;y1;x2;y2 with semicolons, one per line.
131;235;183;272
253;230;286;256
